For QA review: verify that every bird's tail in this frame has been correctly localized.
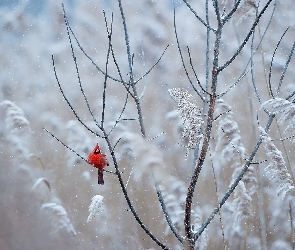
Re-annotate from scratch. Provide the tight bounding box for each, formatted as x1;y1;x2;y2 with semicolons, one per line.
98;168;104;185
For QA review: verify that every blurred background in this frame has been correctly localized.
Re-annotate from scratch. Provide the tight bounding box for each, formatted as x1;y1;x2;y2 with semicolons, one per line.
1;0;295;249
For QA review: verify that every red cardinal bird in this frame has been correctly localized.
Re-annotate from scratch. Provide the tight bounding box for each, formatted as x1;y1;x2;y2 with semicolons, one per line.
87;143;109;185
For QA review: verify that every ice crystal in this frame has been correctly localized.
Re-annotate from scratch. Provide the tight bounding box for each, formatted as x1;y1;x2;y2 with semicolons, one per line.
168;88;204;154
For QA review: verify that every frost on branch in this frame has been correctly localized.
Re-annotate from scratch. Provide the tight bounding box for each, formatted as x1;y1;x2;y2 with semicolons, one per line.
259;126;295;199
87;195;104;223
215;99;246;162
41;203;76;237
168;88;204;154
262;98;295;137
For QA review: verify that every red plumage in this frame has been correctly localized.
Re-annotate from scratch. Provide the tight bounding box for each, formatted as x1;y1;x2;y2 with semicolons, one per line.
87;143;109;185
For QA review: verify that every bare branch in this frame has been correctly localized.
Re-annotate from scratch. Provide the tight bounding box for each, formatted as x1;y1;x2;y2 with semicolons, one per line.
173;7;205;101
62;5;101;129
217;69;248;98
155;182;184;244
101;11;113;127
193;114;275;241
134;45;169;84
107;92;130;136
222;0;242;24
51;55;101;137
62;4;124;84
117;0;146;138
182;0;216;33
187;46;211;96
218;0;274;73
103;132;169;250
212;0;222;26
43;127;88;163
44;127;116;176
269;27;289;99
276;40;295;97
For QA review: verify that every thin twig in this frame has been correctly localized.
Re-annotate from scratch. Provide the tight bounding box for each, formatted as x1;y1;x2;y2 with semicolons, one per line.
250;30;263;105
184;23;222;245
221;127;266;165
104;131;169;249
276;40;295;97
269;27;289;98
218;0;277;100
101;11;113;127
286;89;295;101
138;36;148;99
193;115;275;240
249;2;275;117
107;92;130;136
214;109;232;121
109;1;168;248
222;0;242;24
111;138;122;154
173;6;205;101
208;144;227;250
204;0;211;113
182;0;216;33
147;132;165;142
51;55;101;137
212;0;222;26
109;38;135;99
218;0;274;73
63;4;124;84
117;0;146;138
155;181;184;243
44;127;88;162
217;70;248;98
125;164;135;189
135;45;169;84
63;6;101;129
187;46;211;96
44;127;116;175
271;135;295;142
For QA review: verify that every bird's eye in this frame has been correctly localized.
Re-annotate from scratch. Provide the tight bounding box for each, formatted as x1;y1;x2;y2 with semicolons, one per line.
94;149;101;154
